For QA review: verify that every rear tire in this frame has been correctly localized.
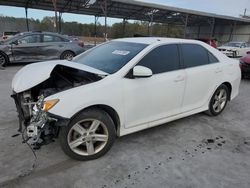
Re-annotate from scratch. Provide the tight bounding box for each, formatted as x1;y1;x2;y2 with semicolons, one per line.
59;109;116;161
60;51;75;61
206;84;229;116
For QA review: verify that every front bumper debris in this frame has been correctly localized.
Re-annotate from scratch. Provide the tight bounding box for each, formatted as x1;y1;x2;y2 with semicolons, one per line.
11;93;69;148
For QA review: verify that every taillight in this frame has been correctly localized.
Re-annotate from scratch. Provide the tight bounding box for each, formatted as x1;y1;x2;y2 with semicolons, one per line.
2;36;7;40
78;41;84;48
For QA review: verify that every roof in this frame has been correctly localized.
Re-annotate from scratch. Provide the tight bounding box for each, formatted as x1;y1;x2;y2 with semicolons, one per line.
0;0;249;25
114;37;206;45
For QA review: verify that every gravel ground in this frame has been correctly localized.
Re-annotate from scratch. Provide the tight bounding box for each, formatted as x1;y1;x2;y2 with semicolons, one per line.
0;65;250;188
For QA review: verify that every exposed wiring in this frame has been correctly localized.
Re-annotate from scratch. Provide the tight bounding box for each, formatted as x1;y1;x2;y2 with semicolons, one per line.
18;127;37;178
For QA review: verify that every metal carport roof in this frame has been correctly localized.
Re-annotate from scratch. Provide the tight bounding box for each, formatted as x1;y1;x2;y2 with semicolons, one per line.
0;0;250;40
0;0;249;25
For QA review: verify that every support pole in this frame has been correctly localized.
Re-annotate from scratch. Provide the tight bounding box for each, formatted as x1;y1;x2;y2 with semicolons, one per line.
166;23;170;37
210;18;215;38
52;0;58;32
104;0;107;41
94;16;99;45
229;21;236;42
197;24;201;38
25;7;29;31
183;14;189;38
149;14;153;36
122;18;126;37
58;12;62;33
100;0;108;41
147;21;150;35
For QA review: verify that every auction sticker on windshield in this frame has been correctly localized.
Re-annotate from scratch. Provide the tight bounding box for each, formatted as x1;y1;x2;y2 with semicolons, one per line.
112;50;130;56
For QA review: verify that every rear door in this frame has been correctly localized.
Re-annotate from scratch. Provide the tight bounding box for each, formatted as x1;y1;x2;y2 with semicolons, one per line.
123;44;186;128
11;34;42;62
40;34;68;60
180;43;221;112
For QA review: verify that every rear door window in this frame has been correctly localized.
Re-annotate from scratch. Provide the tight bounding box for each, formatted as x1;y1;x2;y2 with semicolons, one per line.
181;44;210;68
43;35;63;42
137;44;180;74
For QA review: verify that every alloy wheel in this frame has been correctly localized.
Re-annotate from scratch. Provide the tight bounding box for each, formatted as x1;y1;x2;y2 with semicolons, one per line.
212;88;227;113
64;53;74;61
67;119;109;156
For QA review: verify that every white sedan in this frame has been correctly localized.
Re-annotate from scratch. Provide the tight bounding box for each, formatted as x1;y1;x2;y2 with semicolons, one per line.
11;37;241;160
218;42;250;57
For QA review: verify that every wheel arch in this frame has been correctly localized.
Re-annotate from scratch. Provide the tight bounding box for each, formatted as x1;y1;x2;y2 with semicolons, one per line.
221;81;232;100
71;104;121;136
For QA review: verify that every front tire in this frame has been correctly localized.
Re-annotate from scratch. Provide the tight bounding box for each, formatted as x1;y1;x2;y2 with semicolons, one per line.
59;109;116;161
0;52;8;67
206;84;229;116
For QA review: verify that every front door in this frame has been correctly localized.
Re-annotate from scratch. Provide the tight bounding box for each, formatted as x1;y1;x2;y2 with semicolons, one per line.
11;34;42;62
123;44;186;128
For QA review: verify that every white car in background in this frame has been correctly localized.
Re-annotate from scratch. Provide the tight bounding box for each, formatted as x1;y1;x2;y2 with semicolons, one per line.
11;37;241;160
218;42;250;57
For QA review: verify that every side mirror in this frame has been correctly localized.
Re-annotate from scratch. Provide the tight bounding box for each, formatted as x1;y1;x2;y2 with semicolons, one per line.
10;40;18;45
133;65;152;78
247;51;250;54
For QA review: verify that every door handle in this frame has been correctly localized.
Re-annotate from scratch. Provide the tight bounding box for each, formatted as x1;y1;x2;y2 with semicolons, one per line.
174;75;185;82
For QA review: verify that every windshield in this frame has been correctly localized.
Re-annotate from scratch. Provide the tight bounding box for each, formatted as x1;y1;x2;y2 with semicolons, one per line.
224;42;242;47
73;41;148;74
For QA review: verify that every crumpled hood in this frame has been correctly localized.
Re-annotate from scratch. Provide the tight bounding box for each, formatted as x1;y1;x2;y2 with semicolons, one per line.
218;46;238;50
12;60;108;93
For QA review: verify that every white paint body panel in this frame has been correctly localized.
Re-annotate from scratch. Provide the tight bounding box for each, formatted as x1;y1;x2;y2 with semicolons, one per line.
12;37;241;137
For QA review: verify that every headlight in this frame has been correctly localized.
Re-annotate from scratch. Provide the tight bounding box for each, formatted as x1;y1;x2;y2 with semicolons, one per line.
43;99;59;112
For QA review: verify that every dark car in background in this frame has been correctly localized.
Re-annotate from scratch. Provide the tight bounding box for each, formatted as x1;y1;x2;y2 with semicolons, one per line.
0;31;85;66
240;51;250;78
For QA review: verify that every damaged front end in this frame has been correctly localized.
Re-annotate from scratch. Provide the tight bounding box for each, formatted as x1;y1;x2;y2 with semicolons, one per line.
11;93;62;148
11;62;106;149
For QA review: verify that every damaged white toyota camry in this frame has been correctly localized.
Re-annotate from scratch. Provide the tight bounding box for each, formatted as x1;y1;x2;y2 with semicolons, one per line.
11;37;241;160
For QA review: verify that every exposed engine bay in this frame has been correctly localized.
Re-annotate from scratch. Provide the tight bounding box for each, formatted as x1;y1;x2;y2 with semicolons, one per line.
12;65;103;148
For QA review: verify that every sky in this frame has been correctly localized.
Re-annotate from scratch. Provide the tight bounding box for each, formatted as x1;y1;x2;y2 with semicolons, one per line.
0;0;249;25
